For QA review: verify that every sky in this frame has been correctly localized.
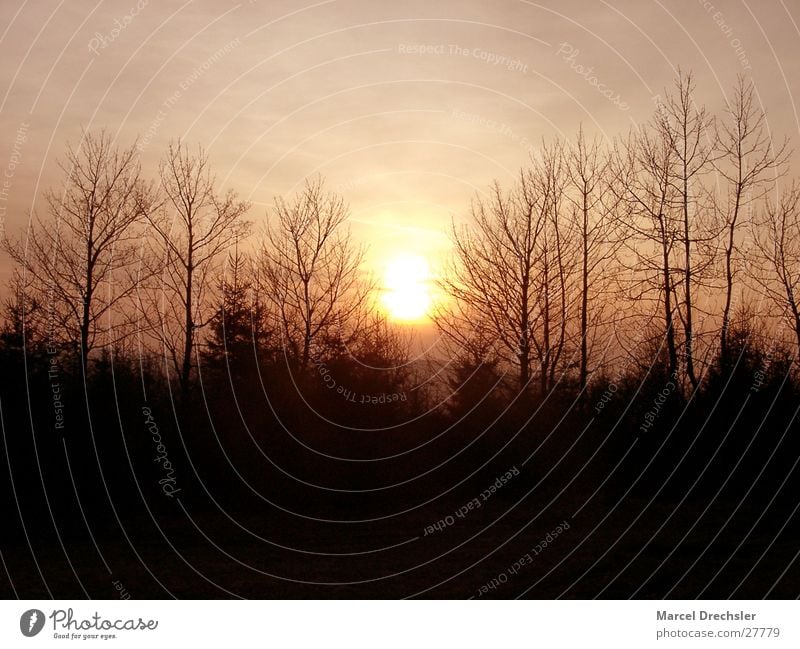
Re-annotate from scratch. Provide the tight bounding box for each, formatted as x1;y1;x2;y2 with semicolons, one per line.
1;0;799;316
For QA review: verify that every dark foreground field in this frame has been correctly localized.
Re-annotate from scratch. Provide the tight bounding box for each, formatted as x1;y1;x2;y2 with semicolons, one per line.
2;351;798;599
3;497;797;599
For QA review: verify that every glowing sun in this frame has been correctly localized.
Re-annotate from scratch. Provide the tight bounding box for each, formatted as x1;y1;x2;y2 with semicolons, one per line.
381;254;434;323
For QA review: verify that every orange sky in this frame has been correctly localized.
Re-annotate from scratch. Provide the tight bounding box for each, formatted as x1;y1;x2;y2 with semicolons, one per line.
1;0;799;317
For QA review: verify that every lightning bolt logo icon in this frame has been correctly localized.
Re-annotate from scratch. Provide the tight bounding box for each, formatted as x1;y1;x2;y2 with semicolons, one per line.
20;608;45;637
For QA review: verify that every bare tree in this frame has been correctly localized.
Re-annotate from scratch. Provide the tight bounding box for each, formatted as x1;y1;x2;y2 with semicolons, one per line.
258;176;369;369
534;140;576;394
713;76;789;360
565;127;619;390
655;71;715;388
752;182;800;360
438;165;551;392
142;141;250;400
611;127;681;381
4;130;150;374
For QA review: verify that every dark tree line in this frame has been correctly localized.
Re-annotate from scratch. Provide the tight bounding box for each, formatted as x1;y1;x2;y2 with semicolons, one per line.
2;74;800;600
436;72;796;400
2;73;799;424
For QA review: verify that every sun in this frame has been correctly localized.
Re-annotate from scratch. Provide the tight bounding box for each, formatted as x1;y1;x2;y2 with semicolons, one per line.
381;254;434;323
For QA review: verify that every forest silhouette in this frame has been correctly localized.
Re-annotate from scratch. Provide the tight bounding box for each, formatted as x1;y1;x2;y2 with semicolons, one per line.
1;72;799;598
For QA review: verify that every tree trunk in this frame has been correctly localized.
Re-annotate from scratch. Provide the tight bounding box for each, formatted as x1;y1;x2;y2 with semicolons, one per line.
81;234;94;378
181;250;194;403
682;175;698;388
579;194;589;391
519;267;531;391
720;186;742;363
661;223;678;380
541;250;551;395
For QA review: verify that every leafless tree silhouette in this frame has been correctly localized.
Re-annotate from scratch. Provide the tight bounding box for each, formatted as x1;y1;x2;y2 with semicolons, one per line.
712;76;789;360
752;182;800;360
438;155;563;392
565;127;621;391
655;71;716;388
258;176;370;370
611;123;681;381
140;141;250;400
4;130;152;375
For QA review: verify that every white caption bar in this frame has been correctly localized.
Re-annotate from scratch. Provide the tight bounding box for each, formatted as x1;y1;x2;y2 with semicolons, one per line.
0;600;796;648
